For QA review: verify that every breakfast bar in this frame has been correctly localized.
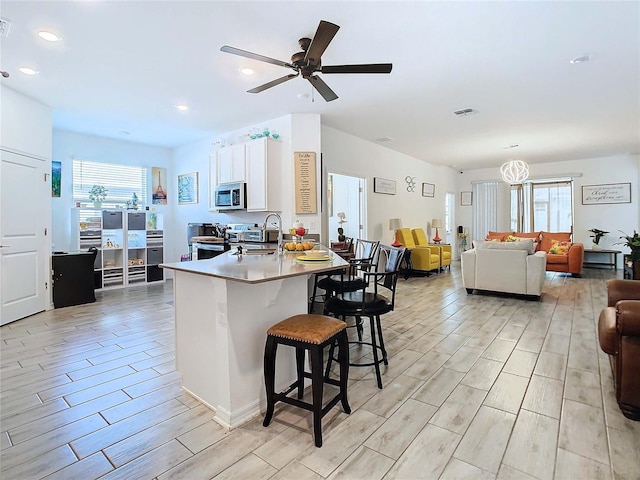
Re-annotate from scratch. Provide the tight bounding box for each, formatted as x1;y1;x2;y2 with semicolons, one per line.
161;247;348;429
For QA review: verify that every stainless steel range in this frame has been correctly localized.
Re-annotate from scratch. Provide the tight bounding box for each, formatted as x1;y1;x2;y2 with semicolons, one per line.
187;223;230;260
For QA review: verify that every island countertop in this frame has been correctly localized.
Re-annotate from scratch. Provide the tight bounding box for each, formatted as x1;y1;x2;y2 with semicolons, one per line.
161;246;348;284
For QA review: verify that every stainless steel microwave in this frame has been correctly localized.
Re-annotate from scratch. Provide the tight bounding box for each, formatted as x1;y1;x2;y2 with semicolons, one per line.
213;183;245;210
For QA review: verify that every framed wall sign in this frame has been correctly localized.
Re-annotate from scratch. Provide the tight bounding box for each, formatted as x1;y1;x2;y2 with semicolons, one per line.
461;191;473;206
178;172;199;205
581;183;631;205
294;152;317;214
422;183;435;197
373;177;396;195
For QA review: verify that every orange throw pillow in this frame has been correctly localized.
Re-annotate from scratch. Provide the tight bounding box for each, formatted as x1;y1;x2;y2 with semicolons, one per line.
540;232;572;252
549;239;572;255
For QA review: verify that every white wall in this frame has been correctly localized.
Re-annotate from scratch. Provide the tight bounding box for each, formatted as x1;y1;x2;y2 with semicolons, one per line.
321;126;458;245
51;130;172;252
456;154;639;263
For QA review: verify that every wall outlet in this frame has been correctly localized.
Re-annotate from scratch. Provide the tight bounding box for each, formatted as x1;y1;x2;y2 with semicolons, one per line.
309;220;317;230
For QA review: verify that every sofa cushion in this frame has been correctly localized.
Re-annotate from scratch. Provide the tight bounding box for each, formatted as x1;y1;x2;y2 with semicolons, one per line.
540;231;572;252
549;240;572;254
546;253;569;264
480;238;535;254
486;231;514;241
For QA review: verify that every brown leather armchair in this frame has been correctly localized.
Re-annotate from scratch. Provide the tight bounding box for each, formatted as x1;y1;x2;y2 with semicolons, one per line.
598;279;640;420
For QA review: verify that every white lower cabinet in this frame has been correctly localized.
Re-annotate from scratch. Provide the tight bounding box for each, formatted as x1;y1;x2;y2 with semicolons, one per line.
246;137;282;212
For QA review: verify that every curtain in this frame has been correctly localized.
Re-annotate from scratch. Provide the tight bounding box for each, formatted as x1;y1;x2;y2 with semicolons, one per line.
472;181;498;241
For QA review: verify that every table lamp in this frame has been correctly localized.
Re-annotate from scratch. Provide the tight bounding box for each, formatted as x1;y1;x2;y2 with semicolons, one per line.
431;219;443;244
389;218;403;247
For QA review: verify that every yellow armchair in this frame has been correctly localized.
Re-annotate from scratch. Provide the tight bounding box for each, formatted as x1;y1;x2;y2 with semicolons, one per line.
412;228;452;271
397;228;440;272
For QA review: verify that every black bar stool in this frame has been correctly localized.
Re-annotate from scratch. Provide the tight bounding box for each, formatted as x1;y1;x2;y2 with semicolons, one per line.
263;314;351;447
324;245;405;389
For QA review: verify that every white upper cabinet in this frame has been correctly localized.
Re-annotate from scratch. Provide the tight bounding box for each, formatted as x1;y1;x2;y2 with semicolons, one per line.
246;138;282;212
216;144;246;184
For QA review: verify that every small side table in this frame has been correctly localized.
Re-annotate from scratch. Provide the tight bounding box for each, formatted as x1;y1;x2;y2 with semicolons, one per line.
583;249;621;270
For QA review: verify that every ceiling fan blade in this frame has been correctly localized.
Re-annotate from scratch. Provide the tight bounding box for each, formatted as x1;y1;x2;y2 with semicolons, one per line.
247;74;299;93
307;75;338;102
304;20;340;66
220;45;294;69
321;63;393;74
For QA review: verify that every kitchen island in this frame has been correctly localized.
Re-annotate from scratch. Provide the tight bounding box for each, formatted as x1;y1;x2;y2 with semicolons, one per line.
161;247;348;429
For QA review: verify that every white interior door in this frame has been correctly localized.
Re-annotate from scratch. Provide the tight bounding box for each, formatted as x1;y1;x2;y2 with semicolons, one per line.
328;173;366;242
1;149;49;325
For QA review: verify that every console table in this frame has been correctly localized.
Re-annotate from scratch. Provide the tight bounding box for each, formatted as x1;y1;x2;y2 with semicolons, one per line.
583;248;621;270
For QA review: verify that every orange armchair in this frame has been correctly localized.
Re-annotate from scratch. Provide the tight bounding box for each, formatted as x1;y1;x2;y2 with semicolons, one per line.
396;228;440;272
412;228;452;271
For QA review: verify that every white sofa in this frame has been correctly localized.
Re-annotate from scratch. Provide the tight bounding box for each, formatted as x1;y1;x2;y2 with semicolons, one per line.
461;240;547;299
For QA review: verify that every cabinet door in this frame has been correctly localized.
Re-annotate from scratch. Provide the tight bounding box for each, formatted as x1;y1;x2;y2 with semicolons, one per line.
216;144;246;184
246;138;282;212
246;139;267;211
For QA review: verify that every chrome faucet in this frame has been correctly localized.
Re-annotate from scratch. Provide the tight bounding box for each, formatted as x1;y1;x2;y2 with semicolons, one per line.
264;212;283;254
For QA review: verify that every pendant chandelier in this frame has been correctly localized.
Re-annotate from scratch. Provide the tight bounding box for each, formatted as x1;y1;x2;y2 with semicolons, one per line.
500;160;530;183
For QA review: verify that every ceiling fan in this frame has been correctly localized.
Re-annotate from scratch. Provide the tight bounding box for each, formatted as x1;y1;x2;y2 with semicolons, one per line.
220;20;392;102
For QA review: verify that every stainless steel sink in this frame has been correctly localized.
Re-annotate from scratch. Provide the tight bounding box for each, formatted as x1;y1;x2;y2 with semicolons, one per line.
231;248;277;256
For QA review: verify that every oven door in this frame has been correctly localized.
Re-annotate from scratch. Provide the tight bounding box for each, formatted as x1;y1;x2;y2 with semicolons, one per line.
193;243;229;260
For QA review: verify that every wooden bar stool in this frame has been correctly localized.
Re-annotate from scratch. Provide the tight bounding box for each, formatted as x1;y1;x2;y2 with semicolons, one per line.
263;314;351;447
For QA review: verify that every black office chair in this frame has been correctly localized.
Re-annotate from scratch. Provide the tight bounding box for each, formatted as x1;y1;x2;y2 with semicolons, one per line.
308;239;380;315
324;244;406;389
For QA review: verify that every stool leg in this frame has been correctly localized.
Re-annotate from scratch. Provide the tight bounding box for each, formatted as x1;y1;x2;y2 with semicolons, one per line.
295;347;305;399
368;316;383;389
310;345;324;447
375;315;388;365
309;276;319;314
337;330;351;414
263;337;277;427
356;316;364;341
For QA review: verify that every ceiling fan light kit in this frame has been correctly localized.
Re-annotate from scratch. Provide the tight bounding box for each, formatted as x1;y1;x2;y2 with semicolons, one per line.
221;20;392;102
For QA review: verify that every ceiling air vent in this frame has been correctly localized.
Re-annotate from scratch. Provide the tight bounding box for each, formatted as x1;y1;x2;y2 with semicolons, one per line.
375;137;392;143
0;18;12;38
453;108;477;116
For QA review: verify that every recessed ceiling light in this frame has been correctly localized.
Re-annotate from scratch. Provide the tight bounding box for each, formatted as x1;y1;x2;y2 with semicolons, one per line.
297;93;310;100
175;104;189;111
18;67;39;75
240;68;254;75
503;144;520;150
570;54;591;64
376;137;393;143
38;30;60;42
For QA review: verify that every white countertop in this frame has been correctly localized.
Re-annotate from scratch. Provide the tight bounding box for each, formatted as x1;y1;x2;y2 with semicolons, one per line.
161;245;348;284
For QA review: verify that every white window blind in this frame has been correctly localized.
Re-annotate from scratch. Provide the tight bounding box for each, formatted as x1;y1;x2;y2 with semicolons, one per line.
72;159;148;208
472;181;498;241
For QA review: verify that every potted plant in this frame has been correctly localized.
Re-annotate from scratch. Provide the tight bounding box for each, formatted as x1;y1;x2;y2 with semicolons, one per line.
89;185;107;208
618;230;640;279
588;228;609;250
336;212;347;242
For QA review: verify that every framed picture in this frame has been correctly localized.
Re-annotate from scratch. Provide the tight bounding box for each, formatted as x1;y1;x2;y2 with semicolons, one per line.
152;167;168;204
373;177;396;195
581;183;631;205
178;172;199;205
461;191;473;206
51;161;61;198
422;183;435;197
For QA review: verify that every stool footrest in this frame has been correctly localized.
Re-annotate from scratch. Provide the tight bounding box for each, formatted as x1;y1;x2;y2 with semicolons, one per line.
274;391;344;418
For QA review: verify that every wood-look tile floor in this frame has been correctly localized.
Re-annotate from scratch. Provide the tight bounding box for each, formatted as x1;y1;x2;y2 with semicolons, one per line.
2;265;639;479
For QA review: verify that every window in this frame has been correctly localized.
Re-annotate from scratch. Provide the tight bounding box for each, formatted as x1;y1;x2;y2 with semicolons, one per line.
73;159;148;208
510;179;573;232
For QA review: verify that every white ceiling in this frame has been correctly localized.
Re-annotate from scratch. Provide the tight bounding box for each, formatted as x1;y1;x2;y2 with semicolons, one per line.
1;1;639;170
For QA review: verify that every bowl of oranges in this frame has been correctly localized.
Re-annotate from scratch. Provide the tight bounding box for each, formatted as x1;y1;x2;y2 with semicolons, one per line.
283;240;315;252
